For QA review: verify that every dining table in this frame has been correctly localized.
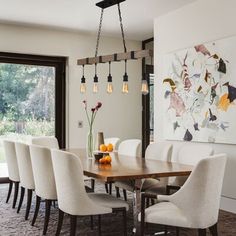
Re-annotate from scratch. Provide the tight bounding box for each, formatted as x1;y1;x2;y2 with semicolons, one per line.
65;148;193;235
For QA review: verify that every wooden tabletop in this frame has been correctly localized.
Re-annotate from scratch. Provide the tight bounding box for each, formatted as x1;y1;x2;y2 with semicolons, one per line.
66;148;193;182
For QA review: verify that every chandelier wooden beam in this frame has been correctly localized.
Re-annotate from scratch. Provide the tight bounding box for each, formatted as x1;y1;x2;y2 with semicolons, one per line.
77;49;153;66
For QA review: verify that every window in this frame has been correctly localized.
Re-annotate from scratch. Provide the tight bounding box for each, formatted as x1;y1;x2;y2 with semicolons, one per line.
0;52;66;181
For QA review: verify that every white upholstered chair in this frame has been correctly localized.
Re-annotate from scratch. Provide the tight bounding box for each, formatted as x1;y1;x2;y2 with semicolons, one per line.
104;137;120;150
31;136;95;191
139;154;227;236
29;145;57;235
168;144;214;192
114;139;141;200
51;149;129;236
15;142;35;220
118;139;141;157
142;142;173;194
31;136;59;149
3;140;20;208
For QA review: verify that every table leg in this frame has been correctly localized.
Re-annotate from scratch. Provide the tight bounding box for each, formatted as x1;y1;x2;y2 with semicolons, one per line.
132;179;142;235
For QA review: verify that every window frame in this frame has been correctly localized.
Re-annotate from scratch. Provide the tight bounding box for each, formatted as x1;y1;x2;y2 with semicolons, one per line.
0;52;66;146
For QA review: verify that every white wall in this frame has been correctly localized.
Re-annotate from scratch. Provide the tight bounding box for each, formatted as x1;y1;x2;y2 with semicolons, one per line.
154;0;236;213
0;24;142;148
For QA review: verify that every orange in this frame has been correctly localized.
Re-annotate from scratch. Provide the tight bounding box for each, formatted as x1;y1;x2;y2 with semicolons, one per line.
104;155;112;164
107;143;113;152
99;144;107;152
99;157;106;164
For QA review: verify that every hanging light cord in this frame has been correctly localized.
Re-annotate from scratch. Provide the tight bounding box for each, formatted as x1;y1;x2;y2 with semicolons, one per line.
109;61;111;74
117;3;127;53
95;8;104;58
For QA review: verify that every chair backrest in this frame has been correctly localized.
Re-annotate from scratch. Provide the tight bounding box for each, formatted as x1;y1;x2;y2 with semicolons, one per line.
31;136;59;149
15;142;35;190
104;137;120;150
145;142;173;161
177;144;214;165
118;139;141;157
29;145;57;200
51;149;112;216
3;140;20;182
169;154;227;229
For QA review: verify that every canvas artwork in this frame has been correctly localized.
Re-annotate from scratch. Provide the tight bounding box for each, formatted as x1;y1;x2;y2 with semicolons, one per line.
163;36;236;144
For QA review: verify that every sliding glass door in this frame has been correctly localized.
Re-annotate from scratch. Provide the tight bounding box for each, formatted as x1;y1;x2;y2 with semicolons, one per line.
0;53;66;181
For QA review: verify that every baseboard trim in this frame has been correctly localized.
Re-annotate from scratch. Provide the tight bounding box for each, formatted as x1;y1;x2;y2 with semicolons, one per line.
220;196;236;214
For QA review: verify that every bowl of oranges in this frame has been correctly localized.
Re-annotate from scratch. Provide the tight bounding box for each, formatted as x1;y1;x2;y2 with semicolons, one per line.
93;143;113;164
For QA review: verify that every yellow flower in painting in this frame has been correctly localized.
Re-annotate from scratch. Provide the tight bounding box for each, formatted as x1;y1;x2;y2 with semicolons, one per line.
218;93;231;111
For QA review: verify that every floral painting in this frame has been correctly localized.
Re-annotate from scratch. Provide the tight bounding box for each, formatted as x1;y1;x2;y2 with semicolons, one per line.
163;36;236;144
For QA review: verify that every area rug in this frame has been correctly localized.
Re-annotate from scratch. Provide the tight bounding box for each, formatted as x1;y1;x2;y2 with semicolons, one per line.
0;183;236;235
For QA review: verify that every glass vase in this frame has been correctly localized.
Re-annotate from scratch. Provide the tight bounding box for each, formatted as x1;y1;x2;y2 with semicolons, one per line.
87;128;94;158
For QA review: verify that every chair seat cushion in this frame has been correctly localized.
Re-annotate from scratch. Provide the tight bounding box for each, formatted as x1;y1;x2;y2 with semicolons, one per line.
138;202;189;228
88;193;129;211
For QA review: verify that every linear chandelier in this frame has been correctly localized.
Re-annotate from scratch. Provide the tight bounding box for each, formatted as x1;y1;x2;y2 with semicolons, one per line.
78;0;153;95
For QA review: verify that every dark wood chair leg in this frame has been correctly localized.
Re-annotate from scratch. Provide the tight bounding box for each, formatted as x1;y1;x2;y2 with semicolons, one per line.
198;229;206;236
98;215;101;236
151;199;155;205
91;179;95;192
176;227;180;236
32;196;41;226
109;182;112;195
105;183;109;193
25;189;33;220
53;200;56;208
141;194;145;236
146;198;150;208
122;208;127;236
43;199;52;235
209;223;218;236
164;226;167;235
90;215;94;230
123;189;127;201
70;215;77;236
6;180;13;203
12;181;19;209
56;209;64;236
17;186;25;213
115;186;120;198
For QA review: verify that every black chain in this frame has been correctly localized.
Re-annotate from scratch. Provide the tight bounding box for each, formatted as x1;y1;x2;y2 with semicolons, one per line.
95;3;127;57
117;3;127;53
95;8;104;58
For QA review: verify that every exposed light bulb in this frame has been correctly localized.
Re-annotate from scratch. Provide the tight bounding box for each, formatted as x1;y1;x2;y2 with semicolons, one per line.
107;82;113;94
93;73;98;93
122;70;129;93
122;82;129;93
93;82;98;93
141;79;149;95
80;83;86;93
107;69;113;94
80;67;86;93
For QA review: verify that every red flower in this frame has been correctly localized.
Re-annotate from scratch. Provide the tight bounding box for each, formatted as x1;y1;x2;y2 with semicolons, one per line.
96;102;102;110
91;108;96;112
